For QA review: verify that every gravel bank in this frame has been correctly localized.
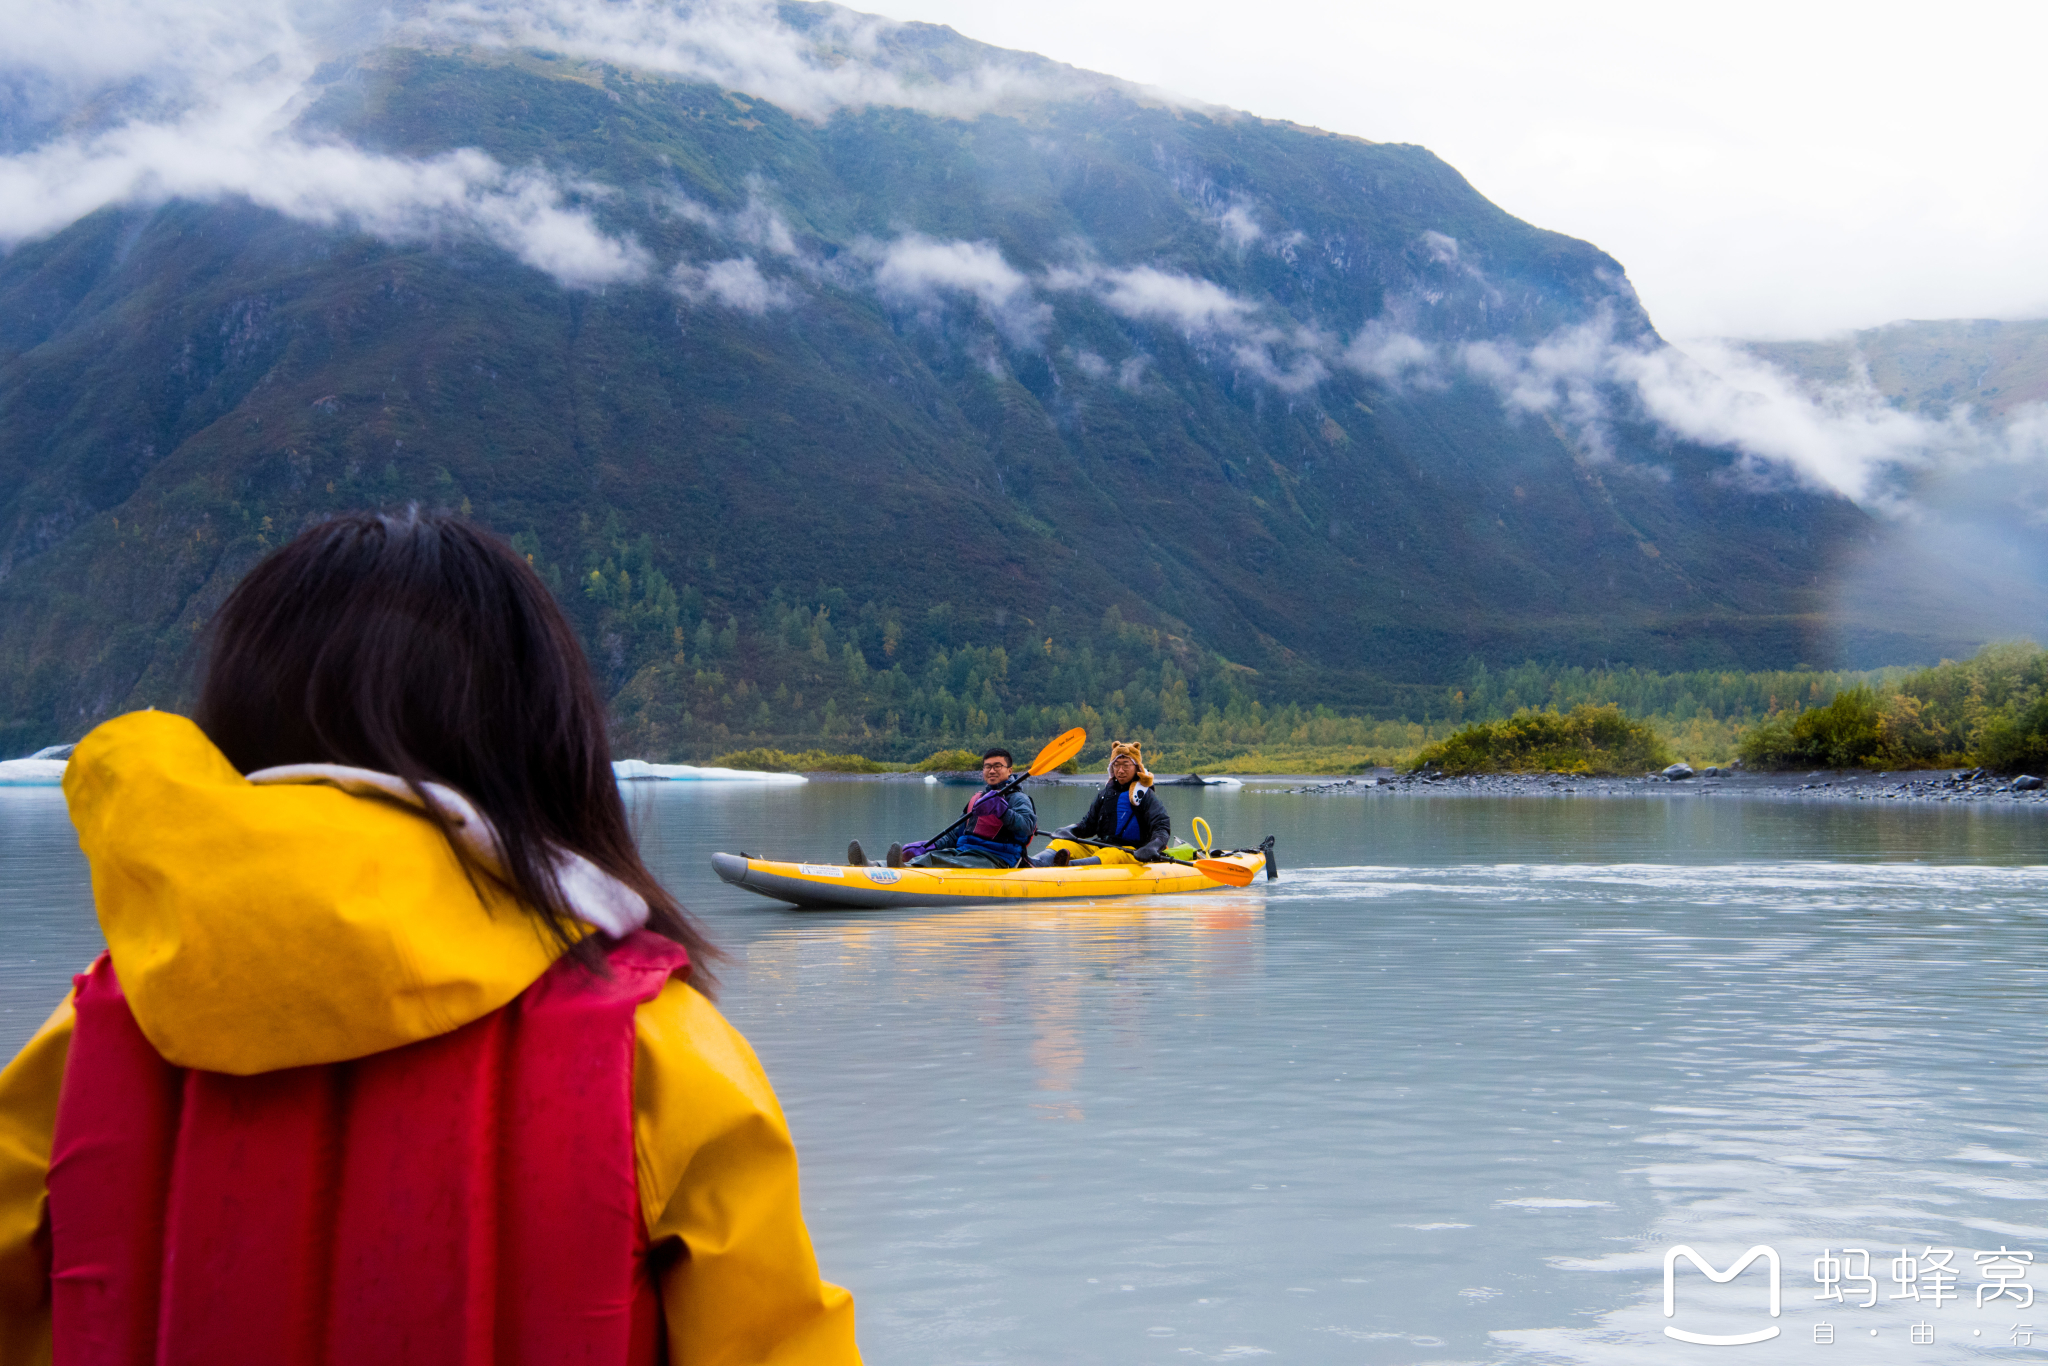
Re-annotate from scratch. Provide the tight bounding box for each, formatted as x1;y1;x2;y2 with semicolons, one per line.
1264;768;2048;806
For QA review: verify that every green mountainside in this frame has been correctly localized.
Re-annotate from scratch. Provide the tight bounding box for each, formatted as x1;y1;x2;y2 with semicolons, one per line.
0;20;1886;757
1738;318;2048;419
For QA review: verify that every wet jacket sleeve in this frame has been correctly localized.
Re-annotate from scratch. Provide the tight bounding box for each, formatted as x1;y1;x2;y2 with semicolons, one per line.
1133;791;1172;860
1003;791;1037;846
633;979;860;1365
0;994;73;1366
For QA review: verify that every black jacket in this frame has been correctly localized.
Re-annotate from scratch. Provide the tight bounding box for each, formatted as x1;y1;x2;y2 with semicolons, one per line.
1058;780;1172;860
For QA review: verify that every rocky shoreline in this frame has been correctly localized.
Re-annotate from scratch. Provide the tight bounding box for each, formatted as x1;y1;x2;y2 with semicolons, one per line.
1266;767;2048;806
816;767;2048;807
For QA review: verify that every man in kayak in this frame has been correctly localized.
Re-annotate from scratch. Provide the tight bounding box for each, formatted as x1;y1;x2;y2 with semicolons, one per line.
1032;740;1171;865
849;748;1038;869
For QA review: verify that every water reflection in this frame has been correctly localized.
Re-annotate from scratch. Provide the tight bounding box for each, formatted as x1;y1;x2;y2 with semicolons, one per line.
743;897;1268;1130
5;781;2047;1363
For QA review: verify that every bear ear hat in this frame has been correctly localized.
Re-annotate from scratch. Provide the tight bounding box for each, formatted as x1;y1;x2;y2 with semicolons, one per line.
1108;740;1154;788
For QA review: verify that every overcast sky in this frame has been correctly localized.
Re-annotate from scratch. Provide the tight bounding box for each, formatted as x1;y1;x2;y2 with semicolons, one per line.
867;0;2048;341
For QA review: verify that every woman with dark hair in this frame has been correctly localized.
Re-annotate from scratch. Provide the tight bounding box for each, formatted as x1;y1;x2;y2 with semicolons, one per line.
0;511;860;1364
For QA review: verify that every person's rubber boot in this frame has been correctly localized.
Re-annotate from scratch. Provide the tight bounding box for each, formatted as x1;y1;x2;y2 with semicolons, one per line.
1051;848;1071;867
847;841;868;867
886;842;905;868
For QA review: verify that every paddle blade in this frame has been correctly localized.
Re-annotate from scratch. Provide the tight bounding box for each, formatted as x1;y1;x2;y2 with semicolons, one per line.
1194;857;1257;888
1028;726;1087;777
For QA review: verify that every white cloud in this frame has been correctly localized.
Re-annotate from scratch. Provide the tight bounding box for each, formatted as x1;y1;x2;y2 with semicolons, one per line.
0;0;655;287
0;0;1084;286
872;233;1049;342
875;235;1028;308
661;182;801;258
1420;229;1460;264
1062;265;1326;390
3;0;301;97
1072;349;1110;380
731;186;798;256
1343;322;1438;386
672;255;792;312
1461;323;1614;454
1040;263;1097;293
1213;201;1261;248
0;90;650;286
1066;348;1152;391
1441;314;2048;512
885;247;1323;386
1089;265;1256;333
660;192;722;229
1231;327;1328;393
411;0;1092;122
1614;341;2028;507
870;231;2048;510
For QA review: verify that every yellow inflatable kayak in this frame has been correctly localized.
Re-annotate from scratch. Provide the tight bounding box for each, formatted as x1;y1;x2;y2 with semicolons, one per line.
711;843;1273;910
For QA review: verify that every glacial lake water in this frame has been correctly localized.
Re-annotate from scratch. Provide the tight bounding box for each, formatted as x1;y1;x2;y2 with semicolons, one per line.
5;778;2048;1363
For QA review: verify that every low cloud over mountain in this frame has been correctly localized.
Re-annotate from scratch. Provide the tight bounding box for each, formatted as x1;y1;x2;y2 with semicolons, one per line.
9;0;2041;518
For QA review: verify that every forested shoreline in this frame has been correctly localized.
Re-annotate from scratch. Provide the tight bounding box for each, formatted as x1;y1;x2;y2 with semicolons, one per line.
633;608;2045;776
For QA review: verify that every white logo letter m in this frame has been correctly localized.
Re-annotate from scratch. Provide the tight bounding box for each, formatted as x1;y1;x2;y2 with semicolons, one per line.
1663;1245;1782;1345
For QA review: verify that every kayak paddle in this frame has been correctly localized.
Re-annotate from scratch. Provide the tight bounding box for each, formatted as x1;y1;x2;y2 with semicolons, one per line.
1056;835;1257;887
1027;726;1088;778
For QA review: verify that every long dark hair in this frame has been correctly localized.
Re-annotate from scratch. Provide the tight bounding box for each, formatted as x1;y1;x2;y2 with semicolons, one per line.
194;509;720;989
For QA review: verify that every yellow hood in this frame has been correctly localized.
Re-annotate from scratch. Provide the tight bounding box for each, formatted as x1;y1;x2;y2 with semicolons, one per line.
64;711;565;1076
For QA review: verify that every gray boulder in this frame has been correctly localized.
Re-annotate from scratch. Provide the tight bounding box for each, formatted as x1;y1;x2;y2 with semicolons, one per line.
2013;774;2044;791
1663;763;1696;781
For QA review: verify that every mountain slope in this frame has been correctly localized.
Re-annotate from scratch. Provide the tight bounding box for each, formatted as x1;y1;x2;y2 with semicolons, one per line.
1737;318;2048;420
0;17;1876;755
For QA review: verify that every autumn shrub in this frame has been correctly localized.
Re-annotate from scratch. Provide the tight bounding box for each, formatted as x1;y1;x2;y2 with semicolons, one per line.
1413;704;1671;775
1977;697;2048;774
711;748;896;773
914;748;984;772
1737;687;1888;769
1735;646;2048;770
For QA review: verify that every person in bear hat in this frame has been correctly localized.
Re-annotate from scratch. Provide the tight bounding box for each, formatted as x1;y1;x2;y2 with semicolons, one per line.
1032;740;1172;866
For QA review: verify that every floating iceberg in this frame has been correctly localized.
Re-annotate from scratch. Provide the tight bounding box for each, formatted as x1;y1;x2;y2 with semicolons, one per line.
0;758;67;786
613;759;806;784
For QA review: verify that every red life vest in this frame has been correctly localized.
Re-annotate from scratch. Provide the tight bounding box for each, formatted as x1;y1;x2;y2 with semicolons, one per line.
48;932;689;1366
956;787;1030;864
967;787;1006;839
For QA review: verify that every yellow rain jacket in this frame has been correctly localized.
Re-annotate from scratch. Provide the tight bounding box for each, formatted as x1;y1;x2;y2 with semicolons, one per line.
0;711;860;1365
